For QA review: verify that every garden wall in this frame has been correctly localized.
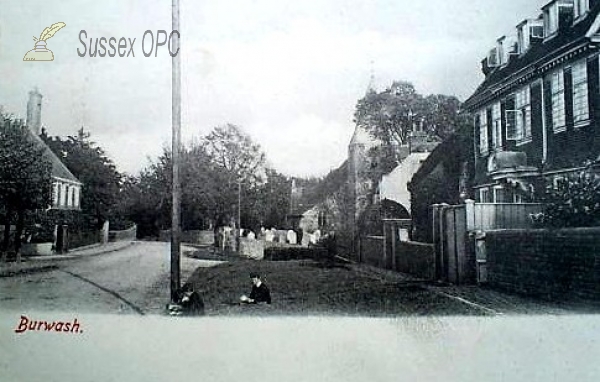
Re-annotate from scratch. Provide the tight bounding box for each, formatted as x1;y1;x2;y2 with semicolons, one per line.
109;225;137;242
485;227;600;301
394;241;435;280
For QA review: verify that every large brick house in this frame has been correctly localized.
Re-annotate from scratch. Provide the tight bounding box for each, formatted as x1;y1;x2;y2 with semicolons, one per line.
463;0;600;203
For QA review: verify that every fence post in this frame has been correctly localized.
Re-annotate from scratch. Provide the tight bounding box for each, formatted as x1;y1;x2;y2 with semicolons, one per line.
101;221;110;244
391;222;396;271
465;199;475;231
432;204;440;280
382;222;387;269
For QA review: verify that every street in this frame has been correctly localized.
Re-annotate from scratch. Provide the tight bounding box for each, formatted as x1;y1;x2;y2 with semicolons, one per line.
0;241;222;315
2;241;591;317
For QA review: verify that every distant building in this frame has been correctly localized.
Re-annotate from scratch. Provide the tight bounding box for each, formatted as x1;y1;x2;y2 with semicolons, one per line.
463;0;600;203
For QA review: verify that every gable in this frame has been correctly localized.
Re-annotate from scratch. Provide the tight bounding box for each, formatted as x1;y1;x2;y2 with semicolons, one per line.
26;129;81;185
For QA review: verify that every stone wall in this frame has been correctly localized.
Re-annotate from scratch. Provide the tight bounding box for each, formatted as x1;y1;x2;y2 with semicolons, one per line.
485;228;600;301
239;238;264;260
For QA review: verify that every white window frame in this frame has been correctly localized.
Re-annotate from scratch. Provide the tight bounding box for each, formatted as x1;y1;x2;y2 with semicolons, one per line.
544;4;559;38
478;188;489;203
52;182;59;207
491;103;502;149
571;60;589;126
74;187;80;208
492;185;505;204
515;85;532;144
550;70;566;133
574;0;589;21
478;109;488;155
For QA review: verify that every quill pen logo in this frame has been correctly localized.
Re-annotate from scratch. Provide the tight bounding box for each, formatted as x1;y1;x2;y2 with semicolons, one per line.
23;22;66;61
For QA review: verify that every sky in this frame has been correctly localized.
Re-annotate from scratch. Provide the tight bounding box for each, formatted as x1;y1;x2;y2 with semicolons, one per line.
0;0;551;177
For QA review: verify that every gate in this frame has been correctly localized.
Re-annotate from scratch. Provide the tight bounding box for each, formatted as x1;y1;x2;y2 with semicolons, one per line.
432;200;543;284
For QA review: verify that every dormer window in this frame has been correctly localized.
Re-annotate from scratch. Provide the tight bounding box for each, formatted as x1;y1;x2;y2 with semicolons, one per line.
574;0;589;20
496;37;506;66
544;3;560;36
543;0;574;38
517;19;544;54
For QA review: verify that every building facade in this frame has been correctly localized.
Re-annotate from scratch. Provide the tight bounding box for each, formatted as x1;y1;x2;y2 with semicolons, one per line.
463;0;600;203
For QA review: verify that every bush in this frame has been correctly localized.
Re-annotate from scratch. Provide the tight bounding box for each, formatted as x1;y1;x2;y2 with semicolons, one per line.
541;170;600;228
264;246;327;261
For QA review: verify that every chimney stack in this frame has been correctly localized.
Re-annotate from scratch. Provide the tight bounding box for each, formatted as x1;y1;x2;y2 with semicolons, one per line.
26;88;43;136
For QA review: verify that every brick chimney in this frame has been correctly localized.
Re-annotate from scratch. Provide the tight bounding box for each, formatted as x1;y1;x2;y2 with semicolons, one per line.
26;88;42;136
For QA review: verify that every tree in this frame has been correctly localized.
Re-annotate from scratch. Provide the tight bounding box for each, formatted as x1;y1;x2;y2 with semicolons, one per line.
353;81;464;164
200;124;267;227
202;123;266;185
0;115;52;261
42;127;122;227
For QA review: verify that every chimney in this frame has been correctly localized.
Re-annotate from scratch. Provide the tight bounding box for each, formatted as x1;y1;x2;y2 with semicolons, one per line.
481;57;492;76
26;88;43;136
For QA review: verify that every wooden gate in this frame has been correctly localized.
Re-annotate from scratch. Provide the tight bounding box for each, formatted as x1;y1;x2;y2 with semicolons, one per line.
432;200;543;284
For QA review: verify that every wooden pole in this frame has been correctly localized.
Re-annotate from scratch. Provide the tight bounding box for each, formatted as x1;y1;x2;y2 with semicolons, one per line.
170;0;181;303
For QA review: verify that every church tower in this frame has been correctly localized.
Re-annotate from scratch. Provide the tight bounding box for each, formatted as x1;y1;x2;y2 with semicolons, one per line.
348;72;380;222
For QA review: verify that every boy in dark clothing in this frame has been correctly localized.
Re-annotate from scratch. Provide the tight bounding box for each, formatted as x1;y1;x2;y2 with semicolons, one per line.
240;272;271;304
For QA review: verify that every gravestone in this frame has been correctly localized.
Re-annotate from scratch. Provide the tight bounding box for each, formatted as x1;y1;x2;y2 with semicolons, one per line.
287;230;297;245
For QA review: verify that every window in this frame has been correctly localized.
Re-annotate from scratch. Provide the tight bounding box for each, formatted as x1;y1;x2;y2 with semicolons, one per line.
493;186;508;203
478;109;488;154
574;0;589;20
64;185;69;207
517;23;528;54
544;4;559;36
52;182;59;207
550;70;566;132
491;103;502;149
571;60;589;125
56;184;62;207
515;86;532;141
478;188;489;203
513;192;523;204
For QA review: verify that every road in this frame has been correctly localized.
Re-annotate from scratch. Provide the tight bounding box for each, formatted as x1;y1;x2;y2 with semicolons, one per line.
0;241;222;315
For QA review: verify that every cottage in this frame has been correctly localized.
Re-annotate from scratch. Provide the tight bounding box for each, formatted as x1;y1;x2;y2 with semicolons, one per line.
26;89;82;209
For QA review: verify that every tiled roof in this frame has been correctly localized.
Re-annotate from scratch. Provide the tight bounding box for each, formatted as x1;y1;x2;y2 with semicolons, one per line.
26;129;81;184
463;3;600;110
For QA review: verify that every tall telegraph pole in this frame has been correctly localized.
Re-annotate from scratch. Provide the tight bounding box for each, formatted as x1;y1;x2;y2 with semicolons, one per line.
170;0;181;303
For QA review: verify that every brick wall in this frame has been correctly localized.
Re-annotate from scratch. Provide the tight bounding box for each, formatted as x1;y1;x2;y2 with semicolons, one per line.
394;241;435;280
485;228;600;301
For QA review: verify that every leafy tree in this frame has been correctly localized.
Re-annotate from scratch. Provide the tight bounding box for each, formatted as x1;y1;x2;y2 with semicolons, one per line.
353;81;464;166
121;124;286;237
202;123;266;186
0;115;52;261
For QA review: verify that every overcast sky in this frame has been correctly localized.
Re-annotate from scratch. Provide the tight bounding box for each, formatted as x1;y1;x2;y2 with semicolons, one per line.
0;0;551;177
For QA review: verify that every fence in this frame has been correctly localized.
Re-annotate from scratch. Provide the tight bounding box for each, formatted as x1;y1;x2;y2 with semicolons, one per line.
432;200;543;284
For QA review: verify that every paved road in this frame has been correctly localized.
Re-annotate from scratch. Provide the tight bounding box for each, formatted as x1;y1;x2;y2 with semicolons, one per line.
0;242;222;315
